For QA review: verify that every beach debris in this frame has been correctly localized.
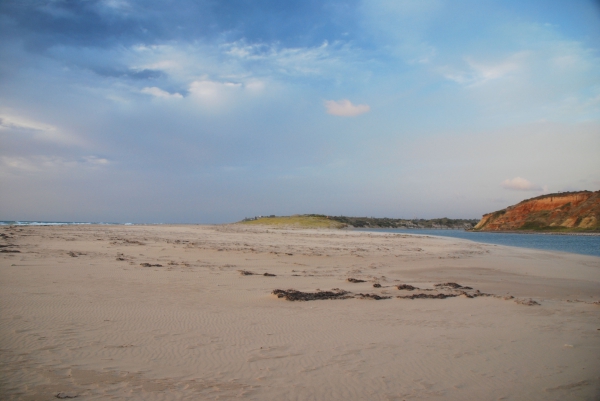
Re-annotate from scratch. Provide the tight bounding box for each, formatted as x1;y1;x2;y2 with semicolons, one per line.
460;291;493;298
238;270;256;275
0;249;20;253
67;251;78;257
263;273;276;276
55;392;78;399
396;284;418;291
434;282;473;290
110;238;145;245
514;298;540;306
272;289;353;301
373;283;382;288
140;263;163;267
398;293;458;300
347;278;366;283
357;293;391;300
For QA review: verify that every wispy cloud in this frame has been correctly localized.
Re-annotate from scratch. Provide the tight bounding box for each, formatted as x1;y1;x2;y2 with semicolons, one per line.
223;40;344;77
441;52;526;86
324;99;370;117
0;155;110;175
0;114;85;146
189;80;242;98
0;114;56;132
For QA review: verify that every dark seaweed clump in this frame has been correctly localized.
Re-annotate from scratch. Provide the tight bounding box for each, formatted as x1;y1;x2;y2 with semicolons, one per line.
434;282;472;290
397;284;418;291
398;293;457;300
272;289;352;301
398;290;492;300
239;270;256;275
357;293;391;300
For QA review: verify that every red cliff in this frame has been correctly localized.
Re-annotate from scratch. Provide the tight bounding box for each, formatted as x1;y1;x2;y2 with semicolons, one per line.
474;190;600;231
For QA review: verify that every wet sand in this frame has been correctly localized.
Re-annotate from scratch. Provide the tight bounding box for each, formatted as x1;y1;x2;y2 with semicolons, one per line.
1;224;599;400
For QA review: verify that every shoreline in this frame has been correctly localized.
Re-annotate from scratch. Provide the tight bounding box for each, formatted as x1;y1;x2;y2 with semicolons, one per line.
3;221;599;236
351;227;600;236
468;229;600;236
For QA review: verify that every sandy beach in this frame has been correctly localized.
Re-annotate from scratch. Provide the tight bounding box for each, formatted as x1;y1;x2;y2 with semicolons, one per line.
0;224;599;400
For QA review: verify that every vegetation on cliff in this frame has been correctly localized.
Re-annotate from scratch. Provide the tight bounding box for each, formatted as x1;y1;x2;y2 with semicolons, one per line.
240;215;346;229
473;190;600;232
328;216;478;229
240;215;478;229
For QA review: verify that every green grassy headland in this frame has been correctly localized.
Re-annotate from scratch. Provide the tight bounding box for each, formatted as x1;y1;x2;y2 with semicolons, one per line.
239;214;478;229
240;215;346;229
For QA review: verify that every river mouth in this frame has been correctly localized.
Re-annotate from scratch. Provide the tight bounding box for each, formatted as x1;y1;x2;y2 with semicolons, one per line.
355;228;600;257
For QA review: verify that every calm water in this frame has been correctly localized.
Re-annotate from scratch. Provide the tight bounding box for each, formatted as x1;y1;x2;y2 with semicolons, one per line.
357;229;600;257
0;221;131;226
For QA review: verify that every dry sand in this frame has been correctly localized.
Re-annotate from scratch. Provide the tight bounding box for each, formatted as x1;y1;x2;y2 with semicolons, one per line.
0;224;599;400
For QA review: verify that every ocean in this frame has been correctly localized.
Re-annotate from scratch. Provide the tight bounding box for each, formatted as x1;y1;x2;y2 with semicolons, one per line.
0;221;133;226
356;228;600;257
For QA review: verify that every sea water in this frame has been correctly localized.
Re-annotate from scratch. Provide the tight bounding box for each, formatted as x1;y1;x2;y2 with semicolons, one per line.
357;228;600;257
0;221;133;226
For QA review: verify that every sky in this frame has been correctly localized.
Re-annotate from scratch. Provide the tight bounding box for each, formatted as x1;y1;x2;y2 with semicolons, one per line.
1;0;599;223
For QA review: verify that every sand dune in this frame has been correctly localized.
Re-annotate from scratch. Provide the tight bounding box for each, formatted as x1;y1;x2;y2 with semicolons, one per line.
1;224;599;400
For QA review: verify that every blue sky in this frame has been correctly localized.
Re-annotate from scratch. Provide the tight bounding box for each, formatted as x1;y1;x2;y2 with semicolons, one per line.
1;0;599;223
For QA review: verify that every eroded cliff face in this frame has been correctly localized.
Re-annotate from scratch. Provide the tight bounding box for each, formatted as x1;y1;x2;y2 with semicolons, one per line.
474;190;600;231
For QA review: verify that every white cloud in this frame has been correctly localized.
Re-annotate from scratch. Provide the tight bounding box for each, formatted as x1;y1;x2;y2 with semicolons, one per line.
0;155;110;175
107;40;361;109
101;0;130;9
220;39;366;83
82;155;110;165
95;0;133;15
140;87;183;99
188;80;242;99
501;177;543;191
325;99;370;117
